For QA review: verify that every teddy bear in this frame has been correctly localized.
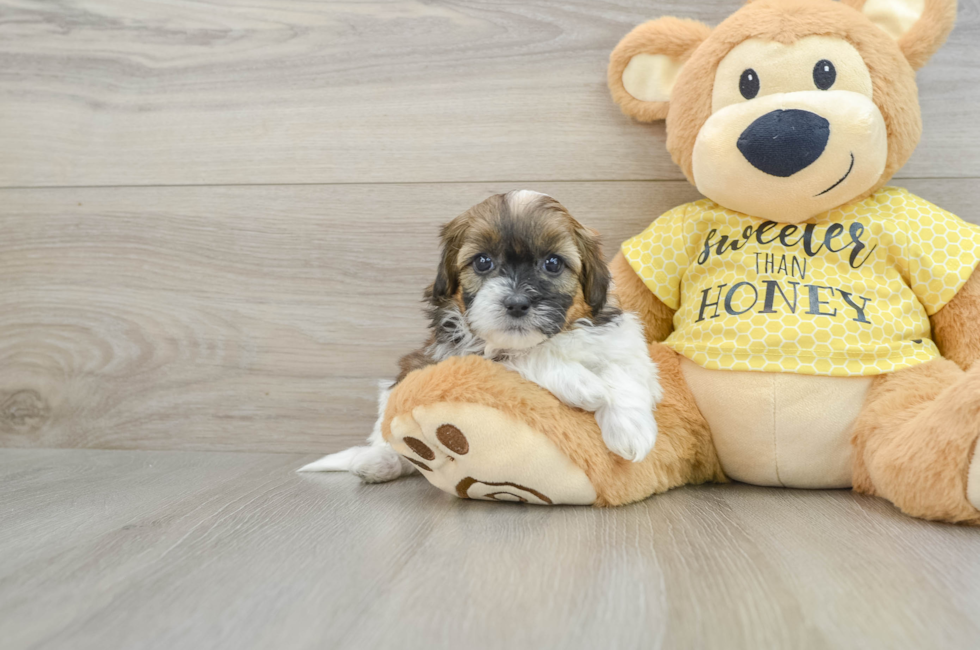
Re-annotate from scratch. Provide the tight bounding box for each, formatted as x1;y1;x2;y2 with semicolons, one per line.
379;0;980;524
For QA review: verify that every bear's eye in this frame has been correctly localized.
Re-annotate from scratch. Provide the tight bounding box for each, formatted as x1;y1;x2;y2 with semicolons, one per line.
813;59;836;90
739;68;759;100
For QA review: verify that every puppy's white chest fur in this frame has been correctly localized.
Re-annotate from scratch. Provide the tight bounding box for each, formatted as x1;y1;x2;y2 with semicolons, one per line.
498;312;662;462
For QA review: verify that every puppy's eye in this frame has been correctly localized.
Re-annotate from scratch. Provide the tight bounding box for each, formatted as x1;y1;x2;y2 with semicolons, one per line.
739;68;759;99
473;254;494;274
813;59;836;90
542;255;564;274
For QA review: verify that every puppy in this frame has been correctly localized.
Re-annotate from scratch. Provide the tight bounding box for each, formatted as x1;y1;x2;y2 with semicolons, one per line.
300;190;662;482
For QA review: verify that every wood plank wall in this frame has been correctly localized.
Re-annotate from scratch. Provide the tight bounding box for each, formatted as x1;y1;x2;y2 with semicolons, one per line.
2;1;978;453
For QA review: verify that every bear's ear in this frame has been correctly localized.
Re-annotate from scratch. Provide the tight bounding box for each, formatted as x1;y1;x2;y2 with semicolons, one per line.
842;0;957;69
608;17;712;122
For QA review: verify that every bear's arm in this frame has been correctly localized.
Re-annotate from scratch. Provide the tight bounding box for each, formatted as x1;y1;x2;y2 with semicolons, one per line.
610;251;675;343
931;267;980;370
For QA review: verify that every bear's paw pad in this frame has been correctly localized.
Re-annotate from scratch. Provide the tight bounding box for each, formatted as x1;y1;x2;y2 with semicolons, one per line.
388;402;597;505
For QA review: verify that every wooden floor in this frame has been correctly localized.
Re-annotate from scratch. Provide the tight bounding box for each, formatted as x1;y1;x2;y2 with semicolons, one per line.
4;448;980;650
2;1;980;647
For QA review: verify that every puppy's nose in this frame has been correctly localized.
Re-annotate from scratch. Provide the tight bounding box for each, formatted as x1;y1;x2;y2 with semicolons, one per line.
504;294;531;317
737;109;830;177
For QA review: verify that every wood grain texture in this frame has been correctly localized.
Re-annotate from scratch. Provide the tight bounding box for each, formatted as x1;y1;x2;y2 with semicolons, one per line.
1;179;976;453
1;448;979;650
0;0;978;187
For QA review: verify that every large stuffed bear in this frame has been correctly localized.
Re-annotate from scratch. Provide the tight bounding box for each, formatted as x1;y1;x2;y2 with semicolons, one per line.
381;0;980;524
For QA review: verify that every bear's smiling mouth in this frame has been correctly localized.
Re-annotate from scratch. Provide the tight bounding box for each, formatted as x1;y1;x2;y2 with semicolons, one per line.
815;152;855;197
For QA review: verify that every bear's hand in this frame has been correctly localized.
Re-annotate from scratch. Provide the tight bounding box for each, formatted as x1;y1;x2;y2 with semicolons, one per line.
932;268;980;370
610;252;675;343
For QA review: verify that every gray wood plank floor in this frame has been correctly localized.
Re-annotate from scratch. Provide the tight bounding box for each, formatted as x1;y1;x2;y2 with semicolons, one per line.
2;448;980;650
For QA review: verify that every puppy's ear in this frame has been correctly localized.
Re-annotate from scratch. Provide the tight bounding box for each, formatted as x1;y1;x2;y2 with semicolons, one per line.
574;226;611;316
608;17;712;122
430;212;470;304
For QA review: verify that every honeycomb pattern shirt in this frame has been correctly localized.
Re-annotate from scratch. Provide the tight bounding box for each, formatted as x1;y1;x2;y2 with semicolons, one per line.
622;187;980;376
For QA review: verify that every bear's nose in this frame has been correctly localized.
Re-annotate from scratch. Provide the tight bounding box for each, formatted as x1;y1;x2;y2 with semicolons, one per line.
737;109;830;177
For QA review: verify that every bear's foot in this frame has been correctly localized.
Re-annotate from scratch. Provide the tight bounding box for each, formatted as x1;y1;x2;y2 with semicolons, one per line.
387;401;597;505
854;360;980;524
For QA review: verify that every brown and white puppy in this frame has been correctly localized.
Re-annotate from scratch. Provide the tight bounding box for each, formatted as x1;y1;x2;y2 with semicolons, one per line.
301;191;662;482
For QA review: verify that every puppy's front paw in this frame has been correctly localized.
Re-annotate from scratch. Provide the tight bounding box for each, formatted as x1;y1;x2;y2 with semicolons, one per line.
595;404;658;462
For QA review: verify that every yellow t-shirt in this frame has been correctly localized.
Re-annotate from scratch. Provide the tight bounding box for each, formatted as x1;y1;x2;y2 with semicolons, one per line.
622;187;980;376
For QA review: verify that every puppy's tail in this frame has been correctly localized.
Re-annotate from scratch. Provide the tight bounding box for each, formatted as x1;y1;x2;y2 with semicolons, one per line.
297;447;365;472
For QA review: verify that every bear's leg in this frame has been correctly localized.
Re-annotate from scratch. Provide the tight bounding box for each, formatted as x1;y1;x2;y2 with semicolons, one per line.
850;358;980;524
382;343;724;506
